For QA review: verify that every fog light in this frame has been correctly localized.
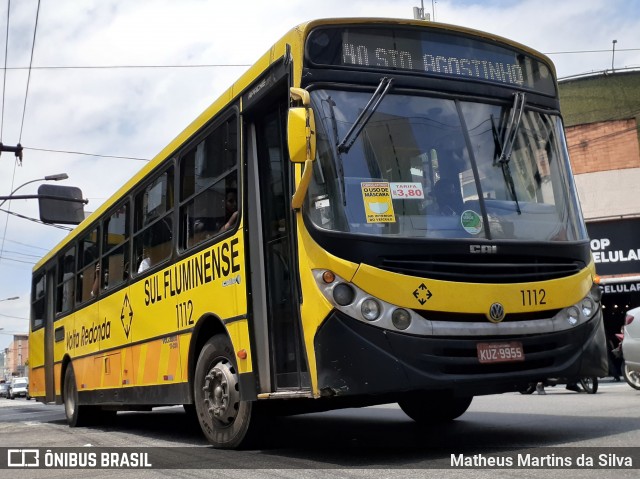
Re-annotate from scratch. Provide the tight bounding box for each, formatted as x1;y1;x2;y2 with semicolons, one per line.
581;298;594;318
333;283;355;306
392;308;412;330
361;298;381;321
566;306;580;325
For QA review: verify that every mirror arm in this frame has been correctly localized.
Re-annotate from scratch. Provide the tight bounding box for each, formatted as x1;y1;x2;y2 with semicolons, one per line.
290;87;310;106
0;194;88;204
292;159;314;210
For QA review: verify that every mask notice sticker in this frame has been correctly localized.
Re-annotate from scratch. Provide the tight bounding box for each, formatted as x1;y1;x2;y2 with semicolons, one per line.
361;182;396;223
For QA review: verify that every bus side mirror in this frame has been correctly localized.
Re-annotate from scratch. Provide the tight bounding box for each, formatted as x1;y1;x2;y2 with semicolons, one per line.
37;184;86;225
288;88;317;210
287;88;316;163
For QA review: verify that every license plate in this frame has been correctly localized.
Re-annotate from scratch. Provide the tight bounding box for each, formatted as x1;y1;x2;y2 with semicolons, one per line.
477;341;524;364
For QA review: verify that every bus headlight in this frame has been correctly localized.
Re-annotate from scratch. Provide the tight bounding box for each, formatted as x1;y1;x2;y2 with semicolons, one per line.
333;283;355;306
361;298;381;321
313;270;427;334
566;306;580;326
581;298;595;318
392;308;412;330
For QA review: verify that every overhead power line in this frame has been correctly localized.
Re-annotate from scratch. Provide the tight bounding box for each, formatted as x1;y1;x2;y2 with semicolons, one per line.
0;207;73;231
545;48;640;55
3;249;41;258
0;313;28;320
0;255;36;265
18;0;40;143
24;146;149;161
0;51;638;70
1;63;251;70
3;238;48;250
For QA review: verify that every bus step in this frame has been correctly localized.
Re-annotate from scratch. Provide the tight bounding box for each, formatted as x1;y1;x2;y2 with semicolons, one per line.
257;390;314;400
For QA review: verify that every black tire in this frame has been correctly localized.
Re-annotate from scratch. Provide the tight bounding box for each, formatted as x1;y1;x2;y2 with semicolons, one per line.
519;384;536;394
194;335;253;448
622;361;640;390
63;363;93;427
183;403;198;423
579;377;598;394
398;392;473;423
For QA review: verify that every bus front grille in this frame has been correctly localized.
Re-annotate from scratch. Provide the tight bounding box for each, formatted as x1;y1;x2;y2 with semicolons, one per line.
379;256;584;283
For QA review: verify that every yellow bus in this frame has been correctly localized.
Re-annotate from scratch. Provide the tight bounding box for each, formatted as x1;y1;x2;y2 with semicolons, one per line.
29;17;608;448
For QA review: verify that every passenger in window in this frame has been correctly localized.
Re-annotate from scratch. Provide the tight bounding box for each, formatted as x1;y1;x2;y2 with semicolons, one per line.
62;256;75;311
433;178;463;216
137;229;153;273
138;252;151;273
90;263;101;298
218;188;238;232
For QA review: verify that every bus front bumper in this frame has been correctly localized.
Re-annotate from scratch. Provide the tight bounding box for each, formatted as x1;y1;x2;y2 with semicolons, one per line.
314;309;608;398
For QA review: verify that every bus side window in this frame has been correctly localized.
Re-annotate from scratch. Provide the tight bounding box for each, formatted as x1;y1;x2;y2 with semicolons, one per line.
31;272;46;331
56;247;75;315
77;226;100;303
134;167;174;273
179;115;238;250
102;202;130;290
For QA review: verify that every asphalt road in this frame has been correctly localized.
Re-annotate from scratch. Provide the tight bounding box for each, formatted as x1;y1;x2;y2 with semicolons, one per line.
1;379;639;478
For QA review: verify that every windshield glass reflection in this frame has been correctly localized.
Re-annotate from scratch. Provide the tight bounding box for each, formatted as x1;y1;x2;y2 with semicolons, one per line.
306;89;587;242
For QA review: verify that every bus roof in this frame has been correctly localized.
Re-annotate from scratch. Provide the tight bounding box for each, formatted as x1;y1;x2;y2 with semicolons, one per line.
34;17;555;271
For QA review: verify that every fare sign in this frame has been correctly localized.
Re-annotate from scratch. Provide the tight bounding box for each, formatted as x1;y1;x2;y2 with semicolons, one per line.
477;341;524;364
390;182;424;199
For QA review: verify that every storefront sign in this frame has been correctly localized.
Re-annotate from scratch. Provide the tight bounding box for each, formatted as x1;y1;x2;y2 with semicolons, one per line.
601;282;640;295
588;218;640;276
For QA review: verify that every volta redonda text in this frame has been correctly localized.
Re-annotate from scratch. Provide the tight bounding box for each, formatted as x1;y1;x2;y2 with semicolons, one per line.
144;238;240;306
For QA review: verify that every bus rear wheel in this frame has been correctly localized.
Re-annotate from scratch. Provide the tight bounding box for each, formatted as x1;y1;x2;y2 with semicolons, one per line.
398;392;473;423
63;364;92;427
194;335;253;448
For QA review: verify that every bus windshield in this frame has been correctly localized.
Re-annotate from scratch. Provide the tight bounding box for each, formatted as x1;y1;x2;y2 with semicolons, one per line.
306;89;588;241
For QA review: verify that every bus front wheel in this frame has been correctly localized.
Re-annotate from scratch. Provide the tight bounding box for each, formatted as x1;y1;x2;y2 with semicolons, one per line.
398;392;473;423
194;335;253;448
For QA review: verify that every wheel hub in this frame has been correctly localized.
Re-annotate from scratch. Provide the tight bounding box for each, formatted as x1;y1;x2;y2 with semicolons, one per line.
202;359;240;425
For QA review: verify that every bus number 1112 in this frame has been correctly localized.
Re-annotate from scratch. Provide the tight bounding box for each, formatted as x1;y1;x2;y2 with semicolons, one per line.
520;289;546;306
176;300;194;328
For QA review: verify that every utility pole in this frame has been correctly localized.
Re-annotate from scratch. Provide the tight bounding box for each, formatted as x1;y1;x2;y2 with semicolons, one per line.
0;143;23;163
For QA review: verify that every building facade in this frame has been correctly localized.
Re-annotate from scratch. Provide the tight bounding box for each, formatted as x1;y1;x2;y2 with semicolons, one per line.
4;334;28;378
560;70;640;347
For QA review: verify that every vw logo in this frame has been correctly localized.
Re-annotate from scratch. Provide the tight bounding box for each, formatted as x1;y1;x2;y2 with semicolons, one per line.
488;302;506;323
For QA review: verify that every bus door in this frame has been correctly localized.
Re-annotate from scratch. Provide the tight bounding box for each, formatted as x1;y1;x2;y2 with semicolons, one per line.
244;64;310;393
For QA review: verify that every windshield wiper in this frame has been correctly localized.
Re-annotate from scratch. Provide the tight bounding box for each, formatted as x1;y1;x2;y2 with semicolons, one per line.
324;96;347;206
491;91;526;214
337;77;393;154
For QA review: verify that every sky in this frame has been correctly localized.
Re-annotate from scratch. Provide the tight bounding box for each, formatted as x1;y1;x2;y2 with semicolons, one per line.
1;0;639;353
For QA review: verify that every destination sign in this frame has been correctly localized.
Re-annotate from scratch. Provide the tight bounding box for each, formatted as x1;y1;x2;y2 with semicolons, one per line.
306;26;556;95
